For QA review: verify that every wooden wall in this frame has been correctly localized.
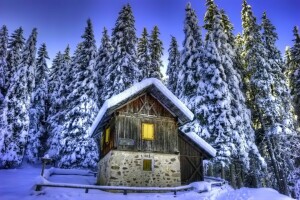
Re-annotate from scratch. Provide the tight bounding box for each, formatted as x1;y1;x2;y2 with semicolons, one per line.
116;94;178;154
100;93;179;158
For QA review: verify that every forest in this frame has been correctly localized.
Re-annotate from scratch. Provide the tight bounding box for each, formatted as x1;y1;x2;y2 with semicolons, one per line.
0;0;299;198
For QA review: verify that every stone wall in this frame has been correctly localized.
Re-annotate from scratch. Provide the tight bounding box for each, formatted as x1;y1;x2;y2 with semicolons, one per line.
97;150;181;187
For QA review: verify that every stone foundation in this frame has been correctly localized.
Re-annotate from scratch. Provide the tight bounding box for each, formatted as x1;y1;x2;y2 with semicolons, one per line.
97;150;181;187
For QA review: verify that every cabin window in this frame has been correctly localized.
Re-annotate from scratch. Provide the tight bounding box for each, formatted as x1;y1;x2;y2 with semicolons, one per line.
143;159;152;171
142;123;154;140
105;127;110;143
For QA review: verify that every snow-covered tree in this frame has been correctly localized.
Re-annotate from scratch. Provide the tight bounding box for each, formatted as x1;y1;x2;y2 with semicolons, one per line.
193;2;264;187
176;2;202;107
26;43;49;163
137;27;151;79
290;26;300;125
166;36;180;94
242;1;298;194
103;4;141;100
47;47;70;161
0;25;8;104
95;27;113;107
59;19;98;169
5;27;25;91
0;25;8;160
148;26;163;80
1;28;37;168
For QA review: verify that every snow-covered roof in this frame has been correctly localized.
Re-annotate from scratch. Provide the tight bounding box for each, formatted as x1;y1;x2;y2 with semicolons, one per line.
179;131;216;158
89;78;216;158
89;78;194;137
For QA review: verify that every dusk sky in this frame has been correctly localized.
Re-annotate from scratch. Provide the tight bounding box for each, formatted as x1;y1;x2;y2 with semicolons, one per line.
0;0;299;74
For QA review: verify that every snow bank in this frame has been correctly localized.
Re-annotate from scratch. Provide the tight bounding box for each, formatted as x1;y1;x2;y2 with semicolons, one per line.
216;187;294;200
189;181;212;192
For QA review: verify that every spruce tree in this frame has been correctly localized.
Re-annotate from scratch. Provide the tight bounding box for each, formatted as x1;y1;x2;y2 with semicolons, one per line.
1;28;37;168
103;4;141;100
290;26;300;125
59;19;98;169
47;47;70;160
5;27;25;91
242;1;298;194
137;27;151;79
288;26;300;199
191;2;265;187
148;26;163;80
95;27;113;107
0;25;8;158
176;2;202;107
166;36;180;94
26;43;49;163
0;25;8;104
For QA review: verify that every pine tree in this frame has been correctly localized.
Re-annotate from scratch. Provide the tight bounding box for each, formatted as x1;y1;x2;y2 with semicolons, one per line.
26;43;49;163
288;26;300;199
290;26;300;125
103;4;141;100
242;1;298;194
1;28;37;168
166;36;180;94
0;25;8;159
148;26;163;80
59;19;98;169
47;47;70;160
95;27;113;107
5;27;25;91
190;2;265;187
0;25;8;104
137;27;151;79
176;2;202;107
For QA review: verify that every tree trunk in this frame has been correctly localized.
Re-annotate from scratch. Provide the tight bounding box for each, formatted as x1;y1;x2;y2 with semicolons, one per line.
230;163;237;188
258;112;284;194
221;165;225;180
235;163;243;188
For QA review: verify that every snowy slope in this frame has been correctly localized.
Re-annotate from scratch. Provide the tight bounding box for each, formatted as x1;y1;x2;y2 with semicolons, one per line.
0;164;294;200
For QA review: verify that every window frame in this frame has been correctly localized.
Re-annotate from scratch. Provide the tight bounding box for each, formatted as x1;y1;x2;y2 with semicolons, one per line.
142;122;154;140
143;159;153;172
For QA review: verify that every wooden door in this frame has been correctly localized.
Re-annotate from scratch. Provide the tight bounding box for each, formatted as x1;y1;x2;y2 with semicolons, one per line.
180;155;203;184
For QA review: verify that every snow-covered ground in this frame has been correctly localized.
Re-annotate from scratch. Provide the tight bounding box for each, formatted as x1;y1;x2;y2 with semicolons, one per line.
0;164;294;200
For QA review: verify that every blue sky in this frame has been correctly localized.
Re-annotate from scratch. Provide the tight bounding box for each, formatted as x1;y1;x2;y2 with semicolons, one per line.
0;0;299;73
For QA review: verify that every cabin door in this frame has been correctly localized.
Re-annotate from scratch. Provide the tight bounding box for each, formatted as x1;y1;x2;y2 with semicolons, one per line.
180;155;203;184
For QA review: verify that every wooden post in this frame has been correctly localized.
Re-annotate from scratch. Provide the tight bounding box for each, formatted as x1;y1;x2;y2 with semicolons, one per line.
41;161;45;176
41;157;52;177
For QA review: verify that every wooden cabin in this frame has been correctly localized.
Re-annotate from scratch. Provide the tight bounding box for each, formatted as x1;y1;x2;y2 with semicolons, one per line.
90;78;216;187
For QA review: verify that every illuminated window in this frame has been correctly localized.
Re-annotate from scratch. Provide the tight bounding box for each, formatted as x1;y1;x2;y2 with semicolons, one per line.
105;127;110;143
143;159;152;171
142;123;154;140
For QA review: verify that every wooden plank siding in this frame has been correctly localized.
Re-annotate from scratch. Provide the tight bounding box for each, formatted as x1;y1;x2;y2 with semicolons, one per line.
100;93;179;159
178;133;204;184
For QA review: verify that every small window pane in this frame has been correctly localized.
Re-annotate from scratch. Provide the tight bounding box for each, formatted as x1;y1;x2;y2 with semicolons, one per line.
142;123;154;140
143;159;152;171
105;127;110;143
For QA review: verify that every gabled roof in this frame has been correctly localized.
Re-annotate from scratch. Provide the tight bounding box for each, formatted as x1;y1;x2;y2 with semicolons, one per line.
89;78;194;137
89;78;216;158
